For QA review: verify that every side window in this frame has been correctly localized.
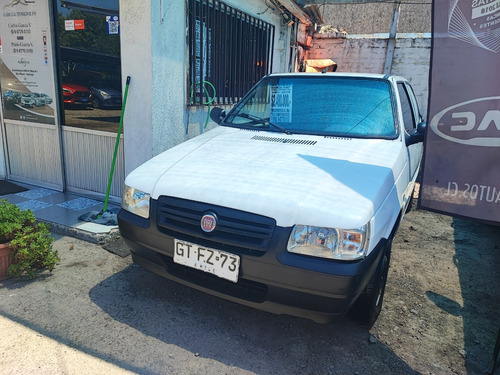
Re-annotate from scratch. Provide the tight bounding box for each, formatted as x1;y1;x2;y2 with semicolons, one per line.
397;83;417;133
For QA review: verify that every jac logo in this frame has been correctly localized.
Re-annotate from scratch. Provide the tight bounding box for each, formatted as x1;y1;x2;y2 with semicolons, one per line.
430;97;500;147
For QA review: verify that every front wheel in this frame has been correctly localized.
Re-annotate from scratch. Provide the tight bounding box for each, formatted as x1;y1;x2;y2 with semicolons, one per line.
351;243;391;325
91;97;100;109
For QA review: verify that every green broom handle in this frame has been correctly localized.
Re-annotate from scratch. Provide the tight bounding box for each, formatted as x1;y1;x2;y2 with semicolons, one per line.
101;75;131;216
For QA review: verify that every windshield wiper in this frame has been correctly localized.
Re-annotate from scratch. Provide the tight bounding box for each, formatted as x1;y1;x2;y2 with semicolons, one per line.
230;113;291;135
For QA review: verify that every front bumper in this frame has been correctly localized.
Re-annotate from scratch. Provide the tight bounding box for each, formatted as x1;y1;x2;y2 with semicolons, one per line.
118;200;386;323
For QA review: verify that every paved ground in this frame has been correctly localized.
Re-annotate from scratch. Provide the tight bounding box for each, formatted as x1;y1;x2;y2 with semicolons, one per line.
0;315;134;375
1;184;120;243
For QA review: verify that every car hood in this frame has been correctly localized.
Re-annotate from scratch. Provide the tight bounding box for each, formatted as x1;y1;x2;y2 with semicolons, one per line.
126;127;406;228
63;83;89;91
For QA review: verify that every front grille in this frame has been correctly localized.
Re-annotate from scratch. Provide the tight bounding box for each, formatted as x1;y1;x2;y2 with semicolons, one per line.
157;196;276;255
76;91;89;97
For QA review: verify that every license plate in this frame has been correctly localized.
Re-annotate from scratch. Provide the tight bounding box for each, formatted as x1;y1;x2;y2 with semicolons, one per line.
173;239;240;283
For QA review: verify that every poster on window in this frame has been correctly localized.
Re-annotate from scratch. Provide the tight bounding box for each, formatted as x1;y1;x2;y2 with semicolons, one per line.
0;0;56;124
106;15;119;35
419;0;500;223
270;84;292;123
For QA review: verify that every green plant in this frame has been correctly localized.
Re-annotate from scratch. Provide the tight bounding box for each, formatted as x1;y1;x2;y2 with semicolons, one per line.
0;199;59;279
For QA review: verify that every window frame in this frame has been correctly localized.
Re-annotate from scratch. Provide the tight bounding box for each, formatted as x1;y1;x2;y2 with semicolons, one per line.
397;82;420;133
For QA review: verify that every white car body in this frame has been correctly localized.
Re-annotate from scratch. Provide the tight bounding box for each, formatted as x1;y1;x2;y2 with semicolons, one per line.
125;126;420;255
118;73;425;323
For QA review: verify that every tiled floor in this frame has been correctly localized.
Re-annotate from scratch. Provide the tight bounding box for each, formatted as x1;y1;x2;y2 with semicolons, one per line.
1;183;120;236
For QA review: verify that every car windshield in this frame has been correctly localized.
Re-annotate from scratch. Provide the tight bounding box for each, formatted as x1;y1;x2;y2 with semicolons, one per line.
223;76;397;138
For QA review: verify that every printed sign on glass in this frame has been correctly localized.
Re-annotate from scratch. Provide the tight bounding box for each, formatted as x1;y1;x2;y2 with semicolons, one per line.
270;84;293;123
106;15;119;35
0;0;57;124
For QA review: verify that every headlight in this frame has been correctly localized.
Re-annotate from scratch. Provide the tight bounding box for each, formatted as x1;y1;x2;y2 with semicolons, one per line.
122;185;150;219
287;224;369;260
99;90;111;99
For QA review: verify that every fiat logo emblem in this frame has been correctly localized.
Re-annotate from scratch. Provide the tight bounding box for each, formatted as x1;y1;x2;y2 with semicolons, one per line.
201;213;217;233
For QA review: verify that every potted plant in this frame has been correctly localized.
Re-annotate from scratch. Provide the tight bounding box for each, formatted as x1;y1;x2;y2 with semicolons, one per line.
0;198;59;280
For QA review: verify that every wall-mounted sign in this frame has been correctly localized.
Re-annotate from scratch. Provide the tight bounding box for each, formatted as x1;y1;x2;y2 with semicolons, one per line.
0;0;56;124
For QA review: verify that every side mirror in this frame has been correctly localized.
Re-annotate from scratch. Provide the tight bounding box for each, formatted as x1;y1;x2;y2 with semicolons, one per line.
210;107;226;124
406;120;426;146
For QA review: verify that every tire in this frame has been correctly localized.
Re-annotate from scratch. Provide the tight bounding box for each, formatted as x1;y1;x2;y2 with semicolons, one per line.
91;97;100;109
351;241;391;325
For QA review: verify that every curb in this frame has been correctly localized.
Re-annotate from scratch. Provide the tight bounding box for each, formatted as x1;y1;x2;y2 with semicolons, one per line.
44;220;120;245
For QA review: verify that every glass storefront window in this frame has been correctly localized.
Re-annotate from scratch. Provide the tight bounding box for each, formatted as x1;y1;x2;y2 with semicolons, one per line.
55;0;121;133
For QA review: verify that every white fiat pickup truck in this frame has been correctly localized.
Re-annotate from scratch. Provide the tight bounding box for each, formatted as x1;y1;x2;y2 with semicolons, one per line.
118;73;426;324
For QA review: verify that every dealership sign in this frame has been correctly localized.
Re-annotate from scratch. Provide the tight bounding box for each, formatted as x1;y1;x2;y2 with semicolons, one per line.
0;0;56;124
419;0;500;222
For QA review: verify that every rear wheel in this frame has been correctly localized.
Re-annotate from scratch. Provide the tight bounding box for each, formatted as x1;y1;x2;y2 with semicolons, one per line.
351;241;391;324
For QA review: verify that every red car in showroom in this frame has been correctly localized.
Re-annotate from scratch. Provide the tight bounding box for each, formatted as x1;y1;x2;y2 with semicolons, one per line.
62;83;90;106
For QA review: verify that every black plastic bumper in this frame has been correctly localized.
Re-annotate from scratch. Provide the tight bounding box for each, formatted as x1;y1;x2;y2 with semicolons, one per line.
118;206;386;324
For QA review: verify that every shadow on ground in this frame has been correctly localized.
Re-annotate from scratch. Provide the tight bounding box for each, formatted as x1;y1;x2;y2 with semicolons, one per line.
425;218;500;374
452;219;500;374
86;264;418;374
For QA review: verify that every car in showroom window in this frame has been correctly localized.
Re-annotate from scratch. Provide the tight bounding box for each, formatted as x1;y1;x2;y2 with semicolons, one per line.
118;73;426;324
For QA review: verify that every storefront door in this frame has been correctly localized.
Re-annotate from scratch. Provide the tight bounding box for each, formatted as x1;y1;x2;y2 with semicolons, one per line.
55;0;124;199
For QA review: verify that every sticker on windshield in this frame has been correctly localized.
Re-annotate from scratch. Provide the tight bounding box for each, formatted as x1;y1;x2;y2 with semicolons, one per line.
270;84;292;123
